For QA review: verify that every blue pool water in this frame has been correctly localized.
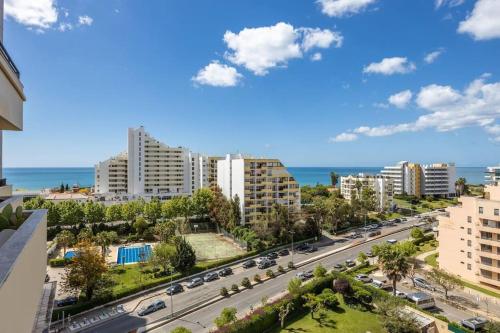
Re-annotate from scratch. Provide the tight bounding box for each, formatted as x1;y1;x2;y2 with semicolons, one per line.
117;245;152;264
64;250;78;259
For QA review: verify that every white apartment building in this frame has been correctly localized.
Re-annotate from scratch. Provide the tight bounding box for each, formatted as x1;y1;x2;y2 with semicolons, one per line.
340;174;394;211
486;166;500;184
217;154;300;225
94;152;128;194
381;161;456;197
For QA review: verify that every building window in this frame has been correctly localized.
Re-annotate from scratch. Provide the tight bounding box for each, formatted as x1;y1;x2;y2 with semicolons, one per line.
467;264;471;270
495;209;499;216
467;252;472;258
467;216;472;223
467;240;472;247
479;207;484;214
467;228;472;235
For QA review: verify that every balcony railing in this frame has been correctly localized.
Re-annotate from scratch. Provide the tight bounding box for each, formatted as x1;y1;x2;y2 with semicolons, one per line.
0;41;20;78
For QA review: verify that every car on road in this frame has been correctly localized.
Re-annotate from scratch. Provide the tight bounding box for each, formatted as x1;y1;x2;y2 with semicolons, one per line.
385;221;395;226
218;267;233;277
386;239;398;244
165;283;184;295
267;252;278;259
333;263;346;271
203;271;219;282
258;259;276;269
355;274;372;283
366;251;375;257
368;230;381;237
394;218;402;223
345;259;356;267
296;270;314;281
186;277;204;288
407;292;435;310
395;290;407;298
347;232;362;239
256;257;268;265
55;296;78;307
305;245;318;253
138;300;166;316
412;277;435;291
278;249;289;256
461;317;488;331
295;244;309;252
242;259;256;269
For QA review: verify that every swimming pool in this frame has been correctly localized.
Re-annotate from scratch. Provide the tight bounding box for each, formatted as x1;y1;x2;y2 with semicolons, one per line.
117;245;152;264
64;250;78;260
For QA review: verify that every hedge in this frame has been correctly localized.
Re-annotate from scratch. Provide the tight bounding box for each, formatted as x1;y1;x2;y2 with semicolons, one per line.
49;258;72;267
412;233;435;246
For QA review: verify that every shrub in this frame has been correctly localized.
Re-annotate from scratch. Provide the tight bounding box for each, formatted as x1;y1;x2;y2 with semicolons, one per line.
231;284;240;293
220;287;229;297
253;274;262;283
277;265;285;273
313;264;327;278
241;277;251;288
287;261;295;269
266;269;275;278
49;258;71;267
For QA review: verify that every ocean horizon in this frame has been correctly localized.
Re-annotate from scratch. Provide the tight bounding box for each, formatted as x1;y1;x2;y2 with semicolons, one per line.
4;166;488;192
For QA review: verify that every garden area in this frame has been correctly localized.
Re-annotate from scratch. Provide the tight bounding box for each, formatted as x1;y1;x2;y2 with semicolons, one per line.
394;194;458;214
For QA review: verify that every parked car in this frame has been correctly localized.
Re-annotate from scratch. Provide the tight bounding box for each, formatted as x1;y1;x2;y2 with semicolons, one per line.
347;232;361;239
295;244;309;252
267;252;278;259
395;290;407;298
386;239;398;245
256;257;268;265
370;280;386;289
218;267;233;277
166;283;184;295
242;259;256;269
366;251;375;257
296;270;314;281
55;296;78;307
138;300;166;316
278;249;290;256
368;230;381;237
461;317;488;331
345;259;356;267
413;277;435;291
355;274;372;283
305;246;318;253
333;263;346;272
203;271;219;282
258;259;276;269
186;277;204;288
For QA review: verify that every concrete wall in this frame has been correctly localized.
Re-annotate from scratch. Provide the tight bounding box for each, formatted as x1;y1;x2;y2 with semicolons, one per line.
0;209;47;333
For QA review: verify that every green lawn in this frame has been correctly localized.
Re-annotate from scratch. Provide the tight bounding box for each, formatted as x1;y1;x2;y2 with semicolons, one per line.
415;239;438;256
271;298;385;333
424;253;438;268
394;197;457;214
461;280;500;299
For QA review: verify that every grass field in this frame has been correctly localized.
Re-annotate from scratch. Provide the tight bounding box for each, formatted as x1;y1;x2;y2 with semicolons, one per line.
415;239;438;256
184;233;246;261
271;298;384;333
425;253;438;267
394;197;457;213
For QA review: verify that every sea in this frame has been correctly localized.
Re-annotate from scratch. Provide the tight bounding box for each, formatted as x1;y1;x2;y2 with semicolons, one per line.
4;166;488;192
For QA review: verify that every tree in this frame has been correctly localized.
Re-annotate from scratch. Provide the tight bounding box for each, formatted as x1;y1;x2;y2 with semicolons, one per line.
358;251;368;265
94;231;117;258
170;327;192;333
122;200;144;222
60;183;65;193
455;177;468;196
150;242;176;274
105;204;122;222
373;243;411;296
209;187;235;230
302;293;320;319
77;227;94;243
178;196;194;233
133;216;149;236
214;307;237;328
231;195;241;225
485;321;500;333
330;171;339;188
302;289;338;319
287;277;302;296
83;201;105;224
191;188;214;219
62;241;108;300
65;184;70;191
313;263;327;278
58;201;84;225
172;237;196;273
425;267;463;299
377;298;420;333
56;230;75;255
361;187;378;211
161;198;183;219
279;302;294;328
153;220;177;242
410;227;424;240
407;257;421;287
144;199;162;224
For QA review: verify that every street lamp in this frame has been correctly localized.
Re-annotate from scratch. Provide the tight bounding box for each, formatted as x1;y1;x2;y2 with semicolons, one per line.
168;265;174;317
289;230;295;266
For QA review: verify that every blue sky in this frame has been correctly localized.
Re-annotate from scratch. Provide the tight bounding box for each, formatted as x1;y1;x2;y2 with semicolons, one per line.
3;0;500;167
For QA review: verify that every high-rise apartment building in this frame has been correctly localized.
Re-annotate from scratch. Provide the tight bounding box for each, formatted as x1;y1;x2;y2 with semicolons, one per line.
438;184;500;290
485;166;500;184
381;161;455;197
340;174;394;211
199;156;223;190
217;154;300;225
94;152;128;194
0;1;48;330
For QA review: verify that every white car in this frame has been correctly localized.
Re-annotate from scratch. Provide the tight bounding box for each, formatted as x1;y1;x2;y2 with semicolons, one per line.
395;290;407;298
386;239;397;245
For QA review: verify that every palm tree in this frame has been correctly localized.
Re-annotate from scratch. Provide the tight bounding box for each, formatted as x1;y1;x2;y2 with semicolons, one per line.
455;177;467;196
355;180;363;200
94;231;117;258
56;230;75;255
375;244;411;296
330;171;339;188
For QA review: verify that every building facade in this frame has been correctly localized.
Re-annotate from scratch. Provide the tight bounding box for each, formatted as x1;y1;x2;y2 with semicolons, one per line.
485;166;500;184
438;184;500;290
381;161;455;197
94;152;128;194
340;174;394;211
217;154;300;225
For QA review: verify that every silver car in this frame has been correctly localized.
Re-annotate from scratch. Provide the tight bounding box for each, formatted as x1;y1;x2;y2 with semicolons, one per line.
186;277;204;288
137;300;166;316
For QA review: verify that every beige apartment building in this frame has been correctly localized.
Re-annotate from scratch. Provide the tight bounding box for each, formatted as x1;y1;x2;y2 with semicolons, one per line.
340;174;394;211
438;184;500;289
0;1;49;331
217;154;300;225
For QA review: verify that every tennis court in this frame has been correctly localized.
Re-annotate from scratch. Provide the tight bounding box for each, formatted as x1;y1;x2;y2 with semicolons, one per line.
184;233;246;261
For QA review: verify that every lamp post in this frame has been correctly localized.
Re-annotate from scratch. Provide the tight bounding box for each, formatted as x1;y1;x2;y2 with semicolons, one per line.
289;230;295;266
169;265;174;317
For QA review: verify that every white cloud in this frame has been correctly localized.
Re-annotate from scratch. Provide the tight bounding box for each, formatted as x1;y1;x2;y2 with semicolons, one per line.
424;49;444;64
317;0;377;17
4;0;58;29
458;0;500;40
363;57;416;75
78;15;93;26
329;132;358;142
388;90;413;108
300;28;343;51
58;22;73;32
223;22;342;76
373;102;389;109
192;61;243;87
332;74;500;142
435;0;465;8
311;53;323;61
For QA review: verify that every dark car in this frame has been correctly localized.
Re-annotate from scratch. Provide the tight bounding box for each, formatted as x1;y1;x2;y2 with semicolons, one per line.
166;283;184;295
333;263;346;271
242;259;256;269
218;267;233;277
345;259;356;267
305;246;318;253
267;252;278;259
186;277;204;288
203;271;220;282
278;249;289;256
56;296;78;307
394;218;402;223
258;259;276;269
138;300;166;316
368;230;381;237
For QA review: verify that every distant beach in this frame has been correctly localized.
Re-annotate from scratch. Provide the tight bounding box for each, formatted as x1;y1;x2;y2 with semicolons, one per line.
4;166;487;192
